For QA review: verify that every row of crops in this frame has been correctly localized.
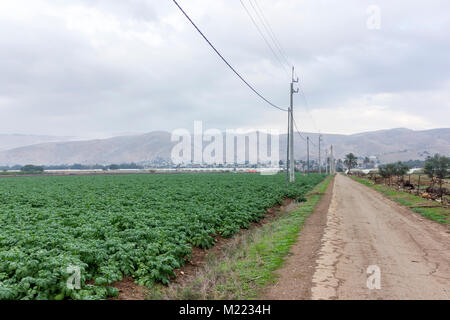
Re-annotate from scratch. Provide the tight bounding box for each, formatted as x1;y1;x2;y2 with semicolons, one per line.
0;173;325;300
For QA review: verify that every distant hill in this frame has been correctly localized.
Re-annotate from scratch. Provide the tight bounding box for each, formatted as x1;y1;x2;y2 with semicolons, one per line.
0;134;74;152
0;128;448;166
0;132;173;166
290;128;450;163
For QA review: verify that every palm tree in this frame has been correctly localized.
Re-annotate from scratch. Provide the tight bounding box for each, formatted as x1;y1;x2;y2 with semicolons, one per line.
344;153;358;172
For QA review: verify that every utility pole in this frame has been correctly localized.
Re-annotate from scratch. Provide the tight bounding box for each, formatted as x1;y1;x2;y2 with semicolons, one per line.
325;149;329;174
289;66;299;183
318;135;322;174
286;107;290;185
330;145;335;174
306;136;310;174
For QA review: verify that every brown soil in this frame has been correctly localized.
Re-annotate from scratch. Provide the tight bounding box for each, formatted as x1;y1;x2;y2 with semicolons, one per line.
263;177;334;299
110;277;149;300
171;198;296;283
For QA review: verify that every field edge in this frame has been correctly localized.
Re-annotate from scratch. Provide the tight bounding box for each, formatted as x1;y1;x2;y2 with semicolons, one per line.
350;176;450;225
149;174;335;300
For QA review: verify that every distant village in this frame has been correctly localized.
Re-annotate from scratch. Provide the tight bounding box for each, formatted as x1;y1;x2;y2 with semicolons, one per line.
0;154;429;175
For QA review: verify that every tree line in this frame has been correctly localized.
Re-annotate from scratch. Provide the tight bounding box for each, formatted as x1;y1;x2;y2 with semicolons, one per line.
374;154;449;199
0;163;145;173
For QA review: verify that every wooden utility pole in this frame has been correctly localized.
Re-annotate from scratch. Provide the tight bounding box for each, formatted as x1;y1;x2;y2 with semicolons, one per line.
307;136;310;174
318;135;322;174
330;145;335;174
289;66;299;183
286;106;290;185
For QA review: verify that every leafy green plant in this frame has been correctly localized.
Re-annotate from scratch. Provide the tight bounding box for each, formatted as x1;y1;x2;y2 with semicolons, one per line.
0;173;325;299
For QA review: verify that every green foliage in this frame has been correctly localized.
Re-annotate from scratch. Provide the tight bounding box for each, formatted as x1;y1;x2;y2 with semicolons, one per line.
164;175;334;300
0;173;325;300
295;196;307;203
20;165;44;173
402;159;425;168
344;153;358;171
393;161;410;178
378;163;396;179
424;154;450;180
377;162;409;184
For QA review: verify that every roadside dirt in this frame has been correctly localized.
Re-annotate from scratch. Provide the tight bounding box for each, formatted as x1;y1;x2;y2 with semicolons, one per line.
263;177;334;299
170;198;296;284
295;174;450;300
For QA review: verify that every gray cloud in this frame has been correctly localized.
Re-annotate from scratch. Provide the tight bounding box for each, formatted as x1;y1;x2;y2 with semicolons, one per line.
0;0;449;138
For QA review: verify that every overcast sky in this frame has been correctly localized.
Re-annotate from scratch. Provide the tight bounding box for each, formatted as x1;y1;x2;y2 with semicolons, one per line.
0;0;449;138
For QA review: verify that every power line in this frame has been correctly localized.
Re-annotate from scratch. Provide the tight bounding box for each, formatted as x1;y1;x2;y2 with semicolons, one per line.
171;0;288;112
245;1;322;138
293;117;318;148
250;0;293;70
292;117;307;142
298;84;320;134
239;0;290;77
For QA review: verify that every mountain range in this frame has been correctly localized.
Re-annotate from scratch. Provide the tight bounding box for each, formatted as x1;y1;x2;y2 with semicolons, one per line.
0;128;448;166
0;134;74;152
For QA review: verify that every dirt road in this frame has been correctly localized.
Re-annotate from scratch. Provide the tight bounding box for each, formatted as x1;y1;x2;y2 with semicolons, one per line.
266;174;450;300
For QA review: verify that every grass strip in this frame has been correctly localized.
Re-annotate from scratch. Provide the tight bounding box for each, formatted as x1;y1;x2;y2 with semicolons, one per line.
351;176;449;225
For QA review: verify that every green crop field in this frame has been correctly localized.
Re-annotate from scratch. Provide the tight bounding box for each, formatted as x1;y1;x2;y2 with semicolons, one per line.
0;173;325;300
